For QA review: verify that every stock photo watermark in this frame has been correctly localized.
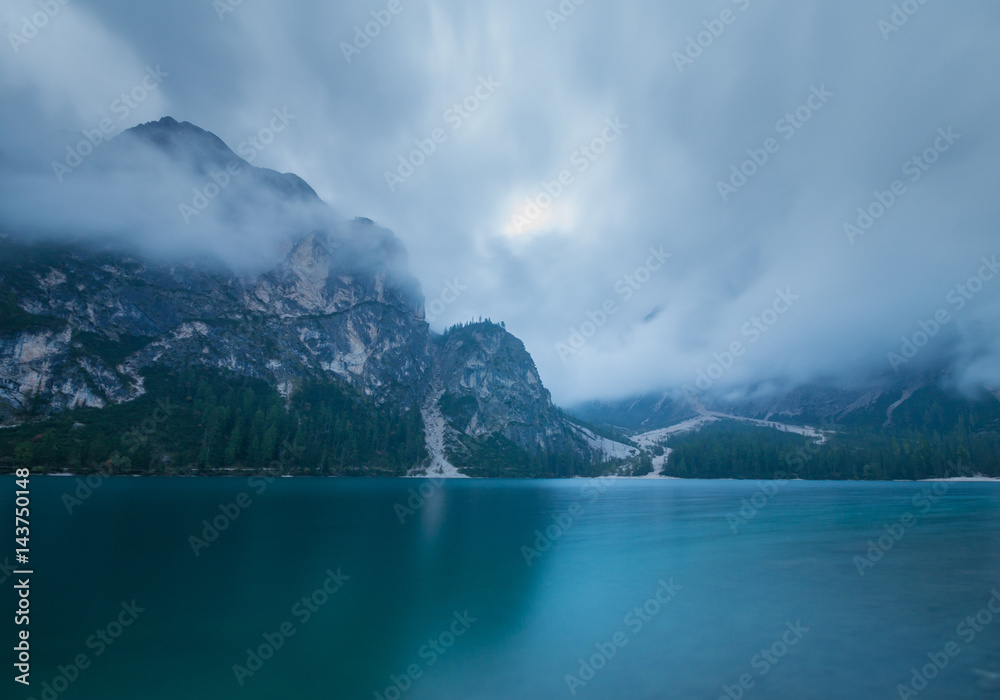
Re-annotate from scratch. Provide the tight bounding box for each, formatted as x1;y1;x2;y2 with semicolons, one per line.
853;481;949;576
784;417;839;471
564;578;682;695
673;0;752;73
394;477;445;524
717;84;833;202
877;0;933;41
684;288;799;396
546;0;587;32
341;0;412;63
555;246;670;362
719;620;809;700
425;279;466;323
385;76;501;192
887;256;998;372
51;66;169;182
843;127;960;244
725;474;790;534
7;0;70;53
179;107;295;223
896;588;1000;699
61;397;178;514
726;418;839;534
213;0;242;21
187;439;302;556
374;610;478;700
521;478;614;566
0;556;15;585
21;601;144;696
509;117;627;234
232;568;351;686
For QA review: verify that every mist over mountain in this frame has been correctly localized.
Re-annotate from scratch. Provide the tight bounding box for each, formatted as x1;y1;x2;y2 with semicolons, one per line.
0;117;630;477
5;7;1000;700
2;0;999;406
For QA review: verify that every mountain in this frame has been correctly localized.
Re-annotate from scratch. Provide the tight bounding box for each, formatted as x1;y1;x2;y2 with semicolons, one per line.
6;117;994;481
0;117;637;477
571;375;1000;480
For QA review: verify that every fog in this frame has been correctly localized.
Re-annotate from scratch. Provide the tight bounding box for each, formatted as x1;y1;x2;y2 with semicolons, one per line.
2;0;999;403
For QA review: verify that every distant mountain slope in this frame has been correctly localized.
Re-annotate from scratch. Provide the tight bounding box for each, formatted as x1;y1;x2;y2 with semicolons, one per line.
574;378;1000;479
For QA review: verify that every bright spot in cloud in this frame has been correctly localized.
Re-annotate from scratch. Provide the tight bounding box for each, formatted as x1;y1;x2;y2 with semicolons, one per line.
502;195;576;237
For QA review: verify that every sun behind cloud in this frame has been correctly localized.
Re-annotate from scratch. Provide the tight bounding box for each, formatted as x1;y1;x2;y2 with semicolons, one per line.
502;194;576;237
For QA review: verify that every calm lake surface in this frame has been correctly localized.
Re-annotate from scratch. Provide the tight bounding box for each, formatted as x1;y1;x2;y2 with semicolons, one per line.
4;477;1000;699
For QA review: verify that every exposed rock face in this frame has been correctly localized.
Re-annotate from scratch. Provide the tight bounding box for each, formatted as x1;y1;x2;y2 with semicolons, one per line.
0;325;106;414
0;117;609;472
434;322;579;454
572;370;976;432
0;225;431;419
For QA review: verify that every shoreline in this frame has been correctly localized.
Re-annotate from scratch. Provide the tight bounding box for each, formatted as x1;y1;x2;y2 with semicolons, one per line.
9;471;1000;483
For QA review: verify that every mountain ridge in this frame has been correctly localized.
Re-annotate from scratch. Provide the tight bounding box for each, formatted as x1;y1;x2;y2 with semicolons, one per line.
0;117;623;476
3;117;997;480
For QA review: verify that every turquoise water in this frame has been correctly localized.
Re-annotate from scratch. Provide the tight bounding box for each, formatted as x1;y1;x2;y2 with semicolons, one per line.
3;477;1000;699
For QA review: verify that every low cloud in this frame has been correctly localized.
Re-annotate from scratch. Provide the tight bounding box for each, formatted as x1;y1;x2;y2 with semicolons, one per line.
1;0;998;403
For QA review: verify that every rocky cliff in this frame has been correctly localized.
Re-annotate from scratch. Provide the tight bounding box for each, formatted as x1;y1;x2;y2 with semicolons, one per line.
0;118;623;476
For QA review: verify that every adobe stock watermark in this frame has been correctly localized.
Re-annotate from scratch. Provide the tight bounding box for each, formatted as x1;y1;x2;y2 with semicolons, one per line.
384;76;501;192
61;397;178;514
0;556;15;585
563;578;682;696
673;0;752;73
878;0;932;41
895;588;1000;699
20;601;144;697
179;107;295;224
187;439;303;557
340;0;411;63
725;473;790;534
521;478;614;566
213;0;242;21
7;0;70;53
843;127;960;244
374;610;477;700
425;280;466;323
546;0;587;32
717;84;833;202
51;65;169;182
783;416;839;472
887;256;998;372
727;417;841;533
683;289;799;397
853;480;949;576
232;568;351;686
510;117;627;234
555;246;670;363
719;620;809;700
394;477;445;524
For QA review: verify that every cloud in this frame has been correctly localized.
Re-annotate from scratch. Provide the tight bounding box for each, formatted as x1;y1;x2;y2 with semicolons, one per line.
1;0;999;404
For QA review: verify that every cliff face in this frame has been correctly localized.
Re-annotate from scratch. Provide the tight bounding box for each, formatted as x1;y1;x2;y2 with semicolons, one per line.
0;117;617;475
0;226;430;418
433;322;580;455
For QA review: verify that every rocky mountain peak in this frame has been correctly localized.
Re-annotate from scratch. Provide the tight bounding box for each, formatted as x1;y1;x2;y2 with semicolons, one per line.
0;118;622;476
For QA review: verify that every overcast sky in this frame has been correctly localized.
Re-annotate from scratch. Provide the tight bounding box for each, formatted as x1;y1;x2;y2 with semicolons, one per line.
2;0;999;405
